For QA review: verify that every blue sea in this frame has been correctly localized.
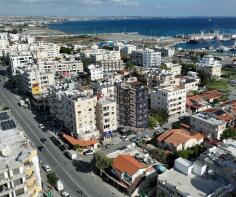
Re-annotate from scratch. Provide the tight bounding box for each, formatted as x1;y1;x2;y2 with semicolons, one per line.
48;17;236;37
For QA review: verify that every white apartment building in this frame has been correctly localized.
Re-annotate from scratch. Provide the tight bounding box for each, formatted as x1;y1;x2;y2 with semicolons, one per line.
32;42;60;60
38;60;83;76
190;112;226;139
20;68;55;95
177;71;200;92
9;52;34;75
96;99;117;138
165;63;182;76
90;50;121;63
88;64;104;81
131;48;161;68
61;92;99;140
120;44;137;58
155;46;175;57
157;157;231;197
0;32;9;57
143;48;161;68
197;55;222;78
151;87;186;117
0;111;42;197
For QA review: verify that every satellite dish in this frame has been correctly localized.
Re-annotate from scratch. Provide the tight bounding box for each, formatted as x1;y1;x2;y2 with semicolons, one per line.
1;145;13;157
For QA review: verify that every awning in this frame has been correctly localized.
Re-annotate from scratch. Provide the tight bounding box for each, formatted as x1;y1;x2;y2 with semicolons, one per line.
63;134;97;147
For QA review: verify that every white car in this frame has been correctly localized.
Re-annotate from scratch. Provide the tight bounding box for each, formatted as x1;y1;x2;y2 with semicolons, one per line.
154;125;160;129
83;149;95;155
121;136;128;141
61;191;71;197
61;192;71;197
42;164;51;172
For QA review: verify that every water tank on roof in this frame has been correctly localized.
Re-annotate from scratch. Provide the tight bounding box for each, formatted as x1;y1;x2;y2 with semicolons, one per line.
1;146;13;157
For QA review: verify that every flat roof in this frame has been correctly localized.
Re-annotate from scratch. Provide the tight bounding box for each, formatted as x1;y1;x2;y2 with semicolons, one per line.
0;111;34;171
158;168;228;197
192;113;224;125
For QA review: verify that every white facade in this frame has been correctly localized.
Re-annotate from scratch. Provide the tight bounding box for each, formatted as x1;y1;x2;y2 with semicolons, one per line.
9;52;34;75
143;48;161;68
33;42;60;60
38;60;83;75
190;113;226;139
151;87;186;117
21;68;55;95
88;64;104;81
121;44;137;58
155;46;175;57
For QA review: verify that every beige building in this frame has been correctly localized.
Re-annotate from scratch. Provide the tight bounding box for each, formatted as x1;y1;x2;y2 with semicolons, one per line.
0;110;42;197
197;56;222;78
150;87;186;117
190;112;226;139
38;60;83;76
96;99;117;138
61;92;99;140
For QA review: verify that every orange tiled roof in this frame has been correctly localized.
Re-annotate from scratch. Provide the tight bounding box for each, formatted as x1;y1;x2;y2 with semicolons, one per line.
112;154;145;175
200;90;223;101
63;134;97;147
157;129;204;147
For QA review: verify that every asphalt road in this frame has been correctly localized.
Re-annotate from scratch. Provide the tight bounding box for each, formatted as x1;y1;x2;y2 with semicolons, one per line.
0;75;125;197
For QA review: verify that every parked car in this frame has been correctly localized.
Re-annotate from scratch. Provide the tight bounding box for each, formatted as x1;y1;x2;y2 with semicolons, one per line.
83;149;94;155
56;180;64;191
40;138;47;143
61;191;71;197
38;146;45;151
154;125;160;130
59;145;67;152
42;164;51;172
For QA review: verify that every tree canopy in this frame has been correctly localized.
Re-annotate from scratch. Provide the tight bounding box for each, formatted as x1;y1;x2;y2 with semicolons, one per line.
221;128;236;140
94;151;113;170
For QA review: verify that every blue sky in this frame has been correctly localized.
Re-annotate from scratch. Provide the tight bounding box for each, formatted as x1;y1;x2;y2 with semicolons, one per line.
0;0;235;16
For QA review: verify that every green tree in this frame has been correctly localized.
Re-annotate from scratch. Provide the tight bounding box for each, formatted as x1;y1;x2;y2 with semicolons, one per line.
125;62;135;70
150;148;167;163
60;47;73;54
47;172;58;186
177;144;204;159
172;122;181;129
181;63;197;75
94;151;113;170
221;128;236;140
149;110;168;126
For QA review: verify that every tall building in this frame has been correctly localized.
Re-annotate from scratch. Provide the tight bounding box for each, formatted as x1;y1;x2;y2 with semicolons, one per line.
150;87;186;118
0;110;42;197
96;99;117;138
131;48;161;68
115;81;149;128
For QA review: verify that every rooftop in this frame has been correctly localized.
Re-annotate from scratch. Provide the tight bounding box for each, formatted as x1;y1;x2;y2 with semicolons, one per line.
192;113;225;125
0;111;34;171
112;154;145;175
158;168;229;197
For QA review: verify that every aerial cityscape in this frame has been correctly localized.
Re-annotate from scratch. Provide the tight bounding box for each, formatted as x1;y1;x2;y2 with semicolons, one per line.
0;1;236;197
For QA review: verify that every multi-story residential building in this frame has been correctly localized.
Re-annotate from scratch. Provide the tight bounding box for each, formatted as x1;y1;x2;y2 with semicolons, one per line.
0;110;42;197
157;129;204;152
88;64;104;81
146;69;176;88
0;33;9;57
131;48;161;68
143;48;161;68
60;91;99;140
120;44;137;58
190;112;226;139
150;87;186;118
96;99;117;138
157;157;232;197
32;42;60;60
20;68;55;95
38;59;83;76
199;138;236;189
197;55;222;78
131;49;143;66
176;71;200;92
115;81;149;128
90;50;121;63
155;46;175;57
165;63;182;76
9;52;34;75
98;59;124;74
